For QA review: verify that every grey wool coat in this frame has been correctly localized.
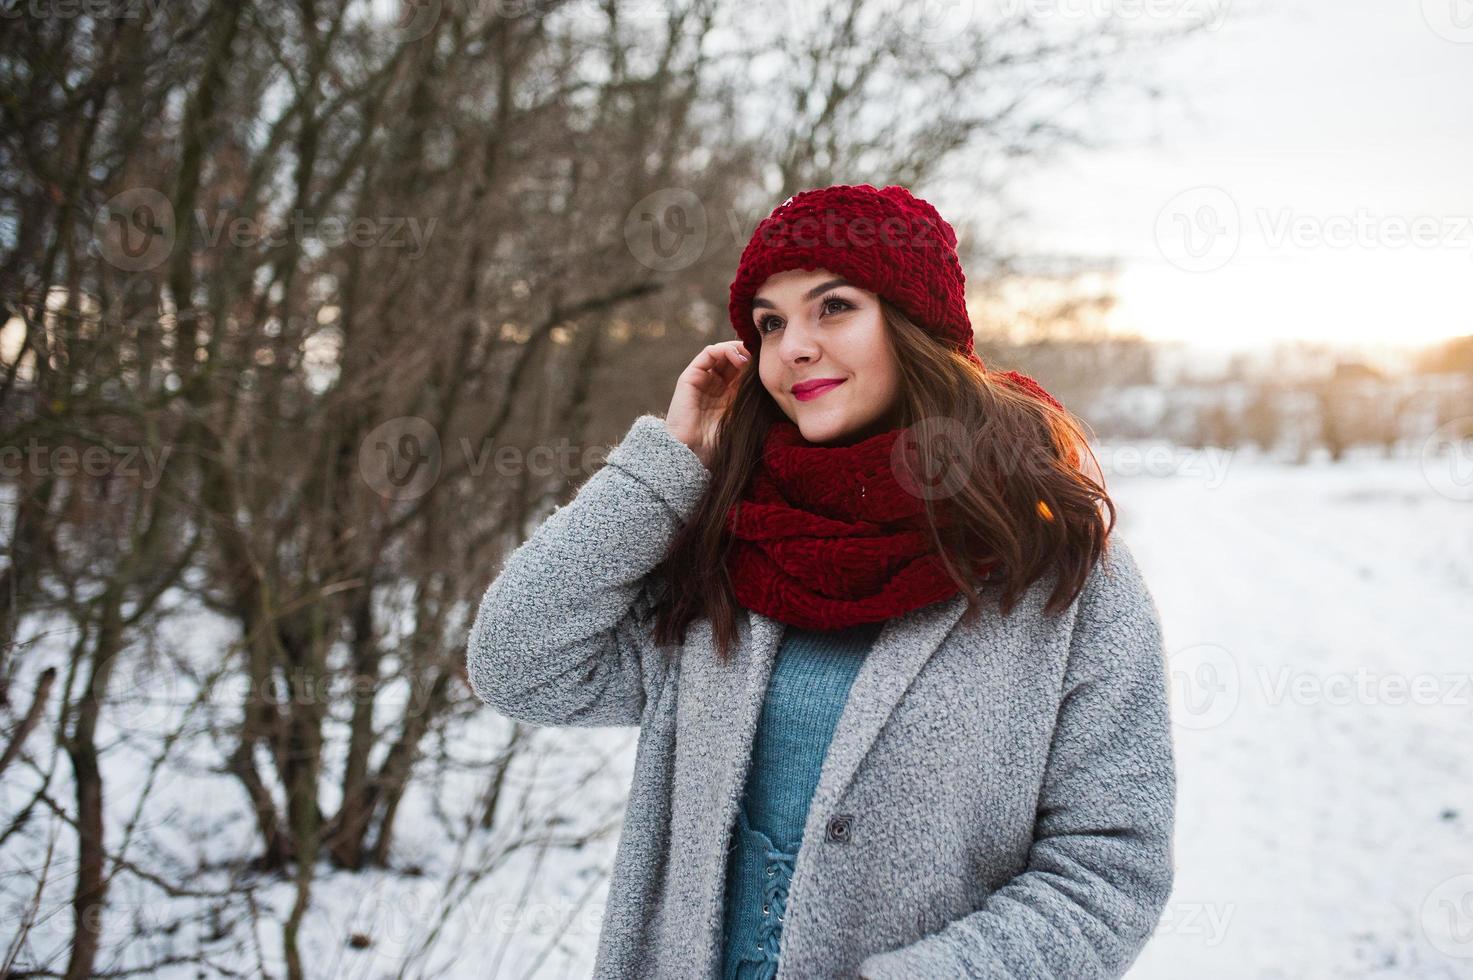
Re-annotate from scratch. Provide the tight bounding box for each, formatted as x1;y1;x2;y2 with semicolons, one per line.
466;413;1177;980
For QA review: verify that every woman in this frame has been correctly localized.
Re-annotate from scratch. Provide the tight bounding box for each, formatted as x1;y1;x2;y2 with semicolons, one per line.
467;184;1176;980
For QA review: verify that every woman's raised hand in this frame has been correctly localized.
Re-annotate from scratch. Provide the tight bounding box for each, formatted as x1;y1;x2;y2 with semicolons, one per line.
664;340;752;470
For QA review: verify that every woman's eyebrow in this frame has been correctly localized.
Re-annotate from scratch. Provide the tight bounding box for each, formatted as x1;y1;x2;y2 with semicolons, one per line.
751;278;853;312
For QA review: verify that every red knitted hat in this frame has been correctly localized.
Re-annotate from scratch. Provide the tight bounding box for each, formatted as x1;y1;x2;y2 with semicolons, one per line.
728;183;979;363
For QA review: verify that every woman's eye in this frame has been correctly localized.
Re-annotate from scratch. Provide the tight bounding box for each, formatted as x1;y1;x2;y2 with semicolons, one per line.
756;297;850;335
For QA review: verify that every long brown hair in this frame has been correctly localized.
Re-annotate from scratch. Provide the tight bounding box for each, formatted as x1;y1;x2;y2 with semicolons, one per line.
651;299;1116;663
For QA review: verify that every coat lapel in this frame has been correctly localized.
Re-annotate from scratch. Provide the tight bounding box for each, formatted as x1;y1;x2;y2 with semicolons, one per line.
798;593;972;822
670;593;974;978
666;608;785;977
776;592;974;978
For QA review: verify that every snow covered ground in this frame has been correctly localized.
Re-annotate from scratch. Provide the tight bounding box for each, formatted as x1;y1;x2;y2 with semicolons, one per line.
1111;442;1473;979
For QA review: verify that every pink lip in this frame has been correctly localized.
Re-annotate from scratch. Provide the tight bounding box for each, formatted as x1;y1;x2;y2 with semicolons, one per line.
792;378;846;401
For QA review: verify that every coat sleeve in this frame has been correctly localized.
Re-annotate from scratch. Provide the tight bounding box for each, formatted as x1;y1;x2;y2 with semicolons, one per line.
465;413;711;727
859;533;1178;979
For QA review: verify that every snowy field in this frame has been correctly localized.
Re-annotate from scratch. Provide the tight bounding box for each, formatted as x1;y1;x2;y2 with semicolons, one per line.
1112;442;1473;979
5;440;1470;978
445;439;1473;979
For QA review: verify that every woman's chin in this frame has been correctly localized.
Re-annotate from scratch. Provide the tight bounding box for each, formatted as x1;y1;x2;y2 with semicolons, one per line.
792;404;870;446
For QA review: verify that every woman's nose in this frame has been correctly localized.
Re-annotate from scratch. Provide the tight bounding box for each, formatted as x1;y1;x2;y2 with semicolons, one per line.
778;319;820;362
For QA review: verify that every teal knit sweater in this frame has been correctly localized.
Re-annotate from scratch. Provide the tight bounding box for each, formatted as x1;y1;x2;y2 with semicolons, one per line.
719;619;886;980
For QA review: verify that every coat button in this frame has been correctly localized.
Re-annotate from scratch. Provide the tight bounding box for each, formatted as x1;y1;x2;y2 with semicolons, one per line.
825;813;853;843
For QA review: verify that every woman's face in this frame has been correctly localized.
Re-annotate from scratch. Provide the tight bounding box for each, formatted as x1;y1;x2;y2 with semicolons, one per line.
753;268;904;445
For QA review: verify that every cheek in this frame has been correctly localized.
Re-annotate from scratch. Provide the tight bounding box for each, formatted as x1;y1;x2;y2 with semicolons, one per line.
851;312;895;377
856;345;899;391
758;357;781;395
864;368;900;403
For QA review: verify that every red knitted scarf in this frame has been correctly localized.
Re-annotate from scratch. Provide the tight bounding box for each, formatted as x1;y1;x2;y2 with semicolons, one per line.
723;417;1000;631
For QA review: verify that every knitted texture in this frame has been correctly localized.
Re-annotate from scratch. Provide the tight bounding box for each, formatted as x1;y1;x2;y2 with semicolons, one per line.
466;414;1177;980
725;184;1070;415
728;184;976;362
720;620;882;979
994;368;1066;413
722;362;1067;632
724;418;999;630
723;809;795;980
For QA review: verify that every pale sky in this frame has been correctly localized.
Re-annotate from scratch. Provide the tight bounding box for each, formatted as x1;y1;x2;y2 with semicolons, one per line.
997;0;1473;352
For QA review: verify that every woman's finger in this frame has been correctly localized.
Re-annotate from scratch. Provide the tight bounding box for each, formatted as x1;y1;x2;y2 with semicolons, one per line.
698;343;748;386
719;342;751;378
697;341;748;370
